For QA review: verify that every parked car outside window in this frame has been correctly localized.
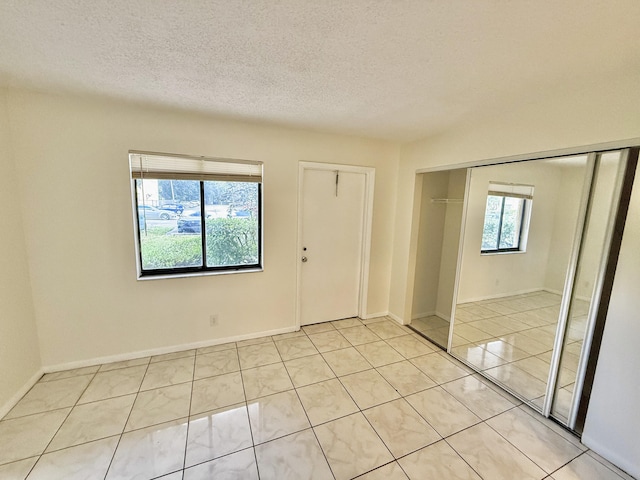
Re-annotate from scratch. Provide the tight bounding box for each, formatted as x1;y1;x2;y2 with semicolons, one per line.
138;205;177;220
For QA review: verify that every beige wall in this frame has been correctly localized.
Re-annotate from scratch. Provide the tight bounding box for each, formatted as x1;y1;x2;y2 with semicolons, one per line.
411;171;449;317
0;90;42;414
5;90;399;368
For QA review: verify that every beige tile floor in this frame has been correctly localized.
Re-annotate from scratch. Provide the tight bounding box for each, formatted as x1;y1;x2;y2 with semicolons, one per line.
0;316;634;480
413;291;587;421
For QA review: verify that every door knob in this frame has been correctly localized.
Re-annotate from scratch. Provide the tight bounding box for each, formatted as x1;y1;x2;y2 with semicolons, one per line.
301;256;308;262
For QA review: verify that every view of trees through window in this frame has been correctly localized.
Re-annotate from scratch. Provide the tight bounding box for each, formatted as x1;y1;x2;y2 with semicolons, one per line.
481;195;526;252
136;179;260;273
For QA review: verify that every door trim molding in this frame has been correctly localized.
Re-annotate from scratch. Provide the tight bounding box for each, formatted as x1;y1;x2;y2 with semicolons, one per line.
296;161;376;328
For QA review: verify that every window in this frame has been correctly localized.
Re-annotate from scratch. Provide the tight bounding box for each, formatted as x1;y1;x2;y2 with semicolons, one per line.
481;182;533;253
130;152;262;277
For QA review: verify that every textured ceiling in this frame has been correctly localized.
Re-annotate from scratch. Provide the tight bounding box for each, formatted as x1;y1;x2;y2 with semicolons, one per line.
0;1;638;141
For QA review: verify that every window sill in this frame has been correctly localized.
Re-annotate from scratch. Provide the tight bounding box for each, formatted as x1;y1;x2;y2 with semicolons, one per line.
480;250;527;256
137;267;263;281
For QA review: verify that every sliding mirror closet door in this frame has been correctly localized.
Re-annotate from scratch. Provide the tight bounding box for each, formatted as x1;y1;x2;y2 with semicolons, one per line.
450;155;591;412
549;150;629;426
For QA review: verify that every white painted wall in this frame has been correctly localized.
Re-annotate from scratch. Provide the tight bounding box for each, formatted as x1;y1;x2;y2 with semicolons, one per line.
0;89;42;414
582;160;640;478
5;90;399;368
435;169;466;318
411;171;449;318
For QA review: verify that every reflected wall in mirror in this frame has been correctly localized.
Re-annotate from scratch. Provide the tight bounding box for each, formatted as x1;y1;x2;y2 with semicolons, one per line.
410;169;467;348
451;156;590;410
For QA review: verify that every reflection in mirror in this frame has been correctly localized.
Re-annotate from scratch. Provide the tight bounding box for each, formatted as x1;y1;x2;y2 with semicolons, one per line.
551;151;625;423
410;169;467;348
451;156;590;411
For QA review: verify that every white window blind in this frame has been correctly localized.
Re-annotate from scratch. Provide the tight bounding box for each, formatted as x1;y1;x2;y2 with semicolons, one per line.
129;152;263;183
488;182;534;200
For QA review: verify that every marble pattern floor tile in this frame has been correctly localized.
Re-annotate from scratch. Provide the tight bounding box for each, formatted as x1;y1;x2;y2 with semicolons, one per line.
105;418;188;480
190;372;245;415
550;453;628;480
296;379;359;426
196;342;236;355
332;318;364;329
98;357;150;372
183;448;259;480
274;336;319;361
302;322;336;334
398;440;482;480
283;354;336;387
314;412;393;480
79;365;147;404
194;348;240;379
125;382;192;431
366;321;408;340
363;398;440;458
385;334;436;358
356;461;409;480
448;423;546;480
0;456;38;479
7;375;93;418
185;403;252;468
254;429;334;480
0;408;71;465
247;390;310;444
440;375;515;420
237;342;282;369
410;352;470;384
355;341;404;367
28;436;119;480
486;407;582;473
39;365;100;383
2;320;629;480
376;360;436;396
241;362;294;400
308;330;352;353
406;386;481;437
140;356;195;390
321;347;372;376
47;394;135;451
339;369;400;410
339;325;381;345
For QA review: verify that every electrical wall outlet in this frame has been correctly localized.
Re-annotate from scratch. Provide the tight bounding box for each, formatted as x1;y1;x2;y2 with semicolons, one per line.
209;314;218;326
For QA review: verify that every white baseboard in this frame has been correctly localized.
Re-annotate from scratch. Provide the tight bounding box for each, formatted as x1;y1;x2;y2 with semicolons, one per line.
411;311;436;320
43;326;298;374
435;311;452;322
361;311;388;320
458;287;544;304
0;368;44;419
386;312;407;325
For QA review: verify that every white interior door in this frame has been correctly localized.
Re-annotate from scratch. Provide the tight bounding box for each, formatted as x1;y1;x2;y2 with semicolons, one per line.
299;167;367;325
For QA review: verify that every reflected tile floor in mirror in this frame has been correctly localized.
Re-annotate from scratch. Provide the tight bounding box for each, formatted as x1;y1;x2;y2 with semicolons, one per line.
449;290;587;419
1;316;633;480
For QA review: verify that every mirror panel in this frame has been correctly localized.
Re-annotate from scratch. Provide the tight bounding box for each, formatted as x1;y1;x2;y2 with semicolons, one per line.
451;155;590;411
551;151;625;422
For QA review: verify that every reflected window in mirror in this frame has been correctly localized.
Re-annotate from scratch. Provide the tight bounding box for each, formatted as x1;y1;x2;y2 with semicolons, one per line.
481;182;534;254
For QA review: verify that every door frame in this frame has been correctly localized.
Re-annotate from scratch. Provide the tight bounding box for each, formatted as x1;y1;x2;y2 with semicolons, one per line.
296;161;376;328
